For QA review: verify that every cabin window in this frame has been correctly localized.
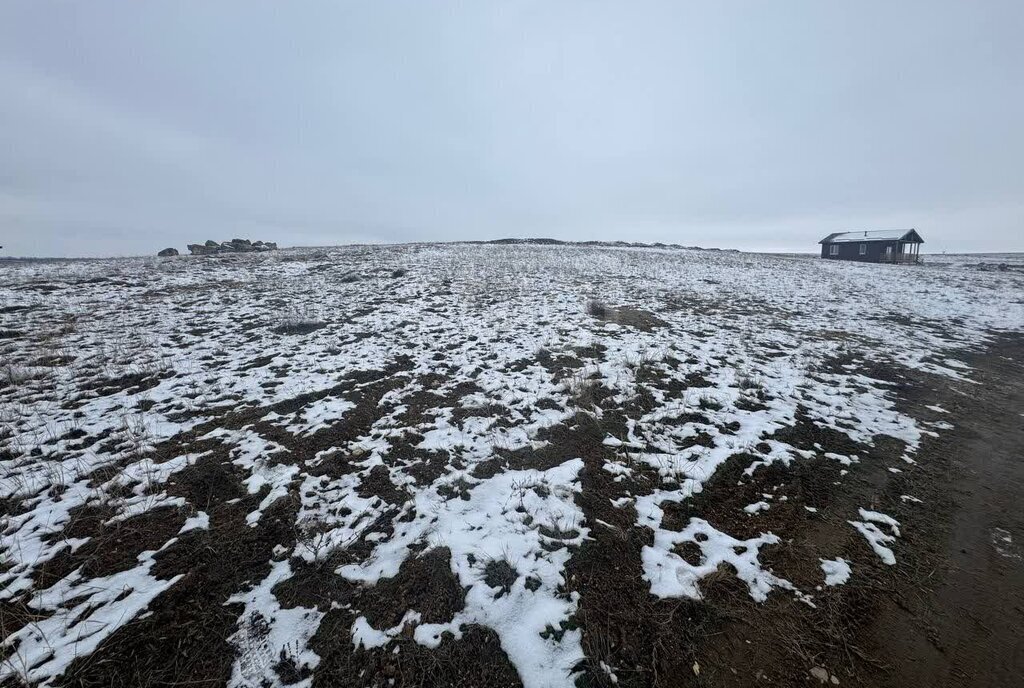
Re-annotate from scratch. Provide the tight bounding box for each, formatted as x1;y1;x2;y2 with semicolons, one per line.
859;243;867;255
829;245;838;256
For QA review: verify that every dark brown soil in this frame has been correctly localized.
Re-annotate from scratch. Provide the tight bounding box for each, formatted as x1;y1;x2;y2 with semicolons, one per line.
56;475;298;688
78;370;172;397
587;302;667;331
32;506;186;587
272;322;327;335
678;332;1024;687
853;333;1024;687
357;548;465;628
311;620;521;688
564;332;1024;688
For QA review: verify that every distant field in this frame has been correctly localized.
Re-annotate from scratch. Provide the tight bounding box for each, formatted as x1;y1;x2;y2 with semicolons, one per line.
923;251;1024;268
1;244;1022;687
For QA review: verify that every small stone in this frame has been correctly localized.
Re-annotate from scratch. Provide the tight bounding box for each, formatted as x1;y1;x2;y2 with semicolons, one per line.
810;666;830;684
157;247;179;257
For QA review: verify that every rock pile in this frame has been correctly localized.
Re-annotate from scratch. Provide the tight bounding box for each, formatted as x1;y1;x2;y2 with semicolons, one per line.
157;248;179;257
186;239;278;255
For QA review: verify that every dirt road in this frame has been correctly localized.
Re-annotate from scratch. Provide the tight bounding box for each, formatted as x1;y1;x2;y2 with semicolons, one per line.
862;333;1024;687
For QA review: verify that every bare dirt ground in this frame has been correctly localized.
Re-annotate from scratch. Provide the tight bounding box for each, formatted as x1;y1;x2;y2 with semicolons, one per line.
679;332;1024;687
856;333;1024;688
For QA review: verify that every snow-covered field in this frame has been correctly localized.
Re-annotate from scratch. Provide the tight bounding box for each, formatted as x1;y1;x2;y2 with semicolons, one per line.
924;251;1024;271
1;244;1022;687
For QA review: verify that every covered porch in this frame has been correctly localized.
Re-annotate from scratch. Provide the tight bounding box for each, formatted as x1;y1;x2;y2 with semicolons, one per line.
878;241;922;264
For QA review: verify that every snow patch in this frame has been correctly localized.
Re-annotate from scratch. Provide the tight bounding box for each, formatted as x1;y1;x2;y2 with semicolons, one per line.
849;509;901;565
819;557;851;586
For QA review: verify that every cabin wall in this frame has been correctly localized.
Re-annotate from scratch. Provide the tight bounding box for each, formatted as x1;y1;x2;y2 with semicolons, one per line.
821;240;903;262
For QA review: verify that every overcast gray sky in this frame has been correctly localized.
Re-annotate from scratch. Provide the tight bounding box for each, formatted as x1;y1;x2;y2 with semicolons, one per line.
1;1;1022;257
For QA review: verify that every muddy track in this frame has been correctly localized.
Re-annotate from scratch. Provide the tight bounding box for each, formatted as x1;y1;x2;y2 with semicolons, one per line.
859;333;1024;687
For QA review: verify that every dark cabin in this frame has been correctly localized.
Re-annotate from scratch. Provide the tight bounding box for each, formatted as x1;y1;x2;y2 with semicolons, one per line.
819;229;923;263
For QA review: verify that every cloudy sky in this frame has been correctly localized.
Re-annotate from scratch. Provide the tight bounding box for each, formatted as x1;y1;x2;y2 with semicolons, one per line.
1;1;1021;257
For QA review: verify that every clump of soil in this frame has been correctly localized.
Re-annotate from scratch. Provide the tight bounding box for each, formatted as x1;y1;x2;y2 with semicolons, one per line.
483;558;518;597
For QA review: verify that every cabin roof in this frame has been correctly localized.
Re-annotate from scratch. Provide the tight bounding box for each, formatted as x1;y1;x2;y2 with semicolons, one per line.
819;229;923;244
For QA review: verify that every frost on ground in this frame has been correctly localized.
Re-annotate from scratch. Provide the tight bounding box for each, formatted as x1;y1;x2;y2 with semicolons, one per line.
1;245;1022;687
